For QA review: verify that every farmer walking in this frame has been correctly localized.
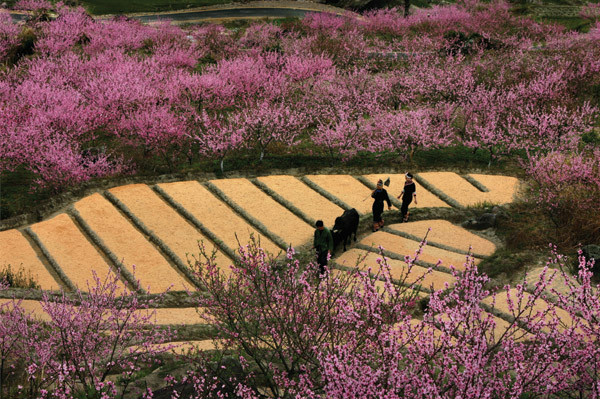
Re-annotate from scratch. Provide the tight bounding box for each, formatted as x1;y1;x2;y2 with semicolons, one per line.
398;172;417;222
372;179;391;232
313;220;333;275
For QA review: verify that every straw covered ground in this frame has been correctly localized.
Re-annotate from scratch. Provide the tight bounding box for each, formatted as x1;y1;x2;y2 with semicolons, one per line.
388;220;497;256
418;172;520;207
360;231;476;271
109;184;231;269
305;174;374;214
210;178;313;247
363;174;450;208
157;181;282;257
335;248;456;291
29;213;125;291
0;229;60;291
2;173;519;298
257;175;344;227
73;194;191;293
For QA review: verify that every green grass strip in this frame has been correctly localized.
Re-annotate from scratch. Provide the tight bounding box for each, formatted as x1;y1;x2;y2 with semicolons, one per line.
382;225;488;259
152;185;238;263
250;178;316;227
413;173;463;209
103;191;202;290
68;207;144;294
22;227;77;292
203;181;289;251
298;176;353;211
462;174;490;192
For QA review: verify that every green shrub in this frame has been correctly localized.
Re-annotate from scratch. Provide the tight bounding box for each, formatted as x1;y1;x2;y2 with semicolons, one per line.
0;264;41;289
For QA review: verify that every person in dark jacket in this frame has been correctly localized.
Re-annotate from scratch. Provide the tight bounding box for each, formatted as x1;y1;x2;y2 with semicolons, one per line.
397;172;417;222
313;220;333;274
372;179;391;232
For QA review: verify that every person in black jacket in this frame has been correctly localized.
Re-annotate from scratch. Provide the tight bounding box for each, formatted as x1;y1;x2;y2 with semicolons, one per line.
313;220;333;274
372;179;391;232
397;172;417;222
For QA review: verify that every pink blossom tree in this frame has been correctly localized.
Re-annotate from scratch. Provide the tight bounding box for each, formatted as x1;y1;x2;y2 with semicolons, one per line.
1;272;175;399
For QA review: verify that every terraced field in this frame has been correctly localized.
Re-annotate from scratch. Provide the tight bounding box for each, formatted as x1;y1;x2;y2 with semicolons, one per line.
4;172;553;352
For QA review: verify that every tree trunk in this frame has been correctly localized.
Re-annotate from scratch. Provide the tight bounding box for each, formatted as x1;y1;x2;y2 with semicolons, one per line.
404;0;411;17
220;158;225;174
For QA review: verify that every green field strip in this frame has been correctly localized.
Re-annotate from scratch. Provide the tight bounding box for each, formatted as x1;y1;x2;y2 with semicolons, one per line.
103;190;202;290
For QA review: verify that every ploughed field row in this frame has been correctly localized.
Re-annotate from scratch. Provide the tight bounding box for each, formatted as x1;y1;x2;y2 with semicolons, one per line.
1;172;532;350
0;172;519;293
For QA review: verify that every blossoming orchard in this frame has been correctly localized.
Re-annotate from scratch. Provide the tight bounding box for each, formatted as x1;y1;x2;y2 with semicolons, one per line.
1;0;600;397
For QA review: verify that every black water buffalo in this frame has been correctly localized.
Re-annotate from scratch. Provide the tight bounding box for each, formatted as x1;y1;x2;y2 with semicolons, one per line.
332;208;359;252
